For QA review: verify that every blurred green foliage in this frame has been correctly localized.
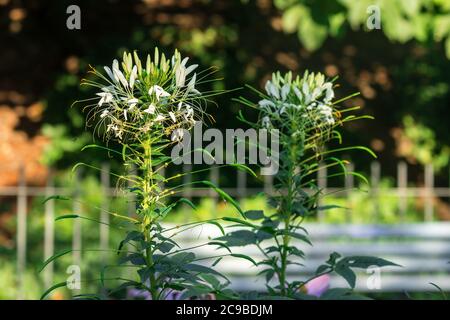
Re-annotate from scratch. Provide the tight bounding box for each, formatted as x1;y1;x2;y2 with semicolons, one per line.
276;0;450;56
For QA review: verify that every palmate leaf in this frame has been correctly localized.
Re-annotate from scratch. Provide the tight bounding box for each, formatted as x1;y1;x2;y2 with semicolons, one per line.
216;230;257;247
338;256;401;269
334;264;357;288
244;210;264;220
334;255;400;288
117;230;144;253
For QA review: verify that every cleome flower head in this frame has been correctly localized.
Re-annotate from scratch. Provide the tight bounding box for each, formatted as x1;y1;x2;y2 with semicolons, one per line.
258;70;338;131
80;48;210;142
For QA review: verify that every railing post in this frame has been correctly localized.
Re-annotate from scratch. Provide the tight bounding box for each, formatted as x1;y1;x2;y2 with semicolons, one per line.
100;163;110;261
16;165;27;300
263;174;273;196
127;164;136;218
345;162;354;222
424;164;434;221
371;161;380;222
182;164;193;222
72;169;82;267
182;164;192;200
44;171;55;289
237;169;247;199
397;161;407;222
210;167;219;216
317;164;327;222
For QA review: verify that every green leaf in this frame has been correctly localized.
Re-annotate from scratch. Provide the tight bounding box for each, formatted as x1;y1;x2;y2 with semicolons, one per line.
334;264;356;288
42;195;70;204
340;256;401;269
284;231;312;245
122;144;128;161
40;281;67;300
119;253;146;266
222;217;257;228
39;249;72;273
55;214;79;221
158;242;175;253
201;274;221;289
208;241;232;253
177;198;197;210
184;264;228;280
230;253;258;266
201;181;244;217
244;210;264;220
212;257;223;267
117;231;144;254
228;163;257;177
316;264;330;275
317;205;346;211
171;252;196;265
207;221;225;236
81;144;121;156
216;230;257;247
319;288;371;300
326;252;342;265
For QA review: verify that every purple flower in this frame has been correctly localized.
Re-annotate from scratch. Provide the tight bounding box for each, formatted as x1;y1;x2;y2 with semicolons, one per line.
306;274;330;297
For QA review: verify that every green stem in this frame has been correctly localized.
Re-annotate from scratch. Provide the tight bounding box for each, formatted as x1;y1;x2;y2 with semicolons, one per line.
142;137;158;299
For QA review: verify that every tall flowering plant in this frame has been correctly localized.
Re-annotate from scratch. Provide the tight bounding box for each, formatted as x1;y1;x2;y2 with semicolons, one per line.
218;71;398;299
41;49;246;300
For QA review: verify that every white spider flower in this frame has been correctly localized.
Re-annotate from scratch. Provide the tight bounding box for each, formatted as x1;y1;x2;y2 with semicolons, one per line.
323;82;334;102
293;87;302;101
97;92;113;106
261;116;271;128
83;49;216;143
112;59;128;88
171;128;185;141
107;123;123;139
100;109;109;118
174;56;198;88
129;65;137;89
127;98;139;109
187;73;200;94
143;103;156;114
149;85;170;101
265;81;280;99
280;84;290;101
258;99;275;112
168;111;176;123
175;65;186;87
